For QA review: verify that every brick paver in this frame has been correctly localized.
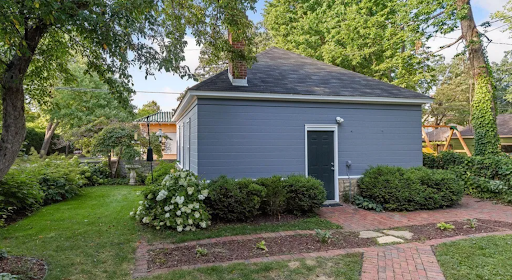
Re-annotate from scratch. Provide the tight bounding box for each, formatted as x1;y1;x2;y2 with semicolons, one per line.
319;196;512;231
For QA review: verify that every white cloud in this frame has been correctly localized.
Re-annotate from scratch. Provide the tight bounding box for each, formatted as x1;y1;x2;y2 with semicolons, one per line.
182;36;201;72
473;0;508;14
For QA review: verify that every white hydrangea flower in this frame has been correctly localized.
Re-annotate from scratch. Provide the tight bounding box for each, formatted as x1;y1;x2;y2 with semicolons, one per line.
165;213;170;218
142;217;150;223
176;196;185;205
199;221;207;228
187;187;194;195
194;211;200;218
176;218;182;225
191;226;196;231
184;226;191;231
129;212;135;217
176;210;181;216
201;189;209;197
177;226;183;232
188;219;193;225
139;201;143;205
186;207;191;213
194;202;199;209
156;190;168;201
198;194;205;200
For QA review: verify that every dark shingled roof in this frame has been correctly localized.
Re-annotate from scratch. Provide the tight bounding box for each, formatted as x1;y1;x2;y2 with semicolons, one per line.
459;114;512;137
190;47;431;100
134;111;174;123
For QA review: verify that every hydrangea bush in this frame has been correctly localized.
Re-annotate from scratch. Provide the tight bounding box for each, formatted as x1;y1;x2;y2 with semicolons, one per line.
132;169;211;232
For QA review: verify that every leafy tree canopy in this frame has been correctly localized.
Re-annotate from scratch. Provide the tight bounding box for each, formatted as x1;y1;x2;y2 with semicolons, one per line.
263;0;461;94
136;101;161;119
0;0;256;180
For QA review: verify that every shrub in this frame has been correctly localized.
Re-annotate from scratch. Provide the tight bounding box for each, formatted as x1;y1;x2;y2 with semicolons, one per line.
0;167;43;225
255;176;287;216
353;195;383;212
205;176;266;222
358;166;464;211
133;169;210;231
283;175;326;215
423;151;467;170
81;161;110;186
145;161;177;186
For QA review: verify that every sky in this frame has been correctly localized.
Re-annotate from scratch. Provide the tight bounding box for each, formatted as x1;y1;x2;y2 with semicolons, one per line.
130;0;512;112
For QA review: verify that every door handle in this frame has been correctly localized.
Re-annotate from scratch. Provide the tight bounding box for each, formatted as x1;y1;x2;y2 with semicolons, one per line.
331;167;335;170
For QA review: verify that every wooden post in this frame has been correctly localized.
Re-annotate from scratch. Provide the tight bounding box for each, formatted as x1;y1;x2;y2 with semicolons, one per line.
454;130;472;156
443;129;455;151
422;127;434;151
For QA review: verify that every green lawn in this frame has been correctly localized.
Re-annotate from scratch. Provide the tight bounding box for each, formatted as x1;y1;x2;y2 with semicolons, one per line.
436;235;512;280
0;185;347;280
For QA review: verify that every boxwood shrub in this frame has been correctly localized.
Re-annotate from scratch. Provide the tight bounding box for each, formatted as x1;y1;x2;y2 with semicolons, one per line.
283;175;326;215
206;174;326;221
205;176;266;222
358;166;464;211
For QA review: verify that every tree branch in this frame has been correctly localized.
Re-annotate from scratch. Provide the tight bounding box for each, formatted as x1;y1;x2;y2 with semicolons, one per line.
431;35;464;54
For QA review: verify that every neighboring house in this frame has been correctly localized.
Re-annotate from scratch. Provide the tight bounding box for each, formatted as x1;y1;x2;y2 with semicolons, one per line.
172;43;431;202
452;114;512;153
135;111;177;160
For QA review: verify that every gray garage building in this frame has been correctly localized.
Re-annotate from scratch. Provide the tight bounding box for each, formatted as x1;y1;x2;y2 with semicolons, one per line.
173;47;431;202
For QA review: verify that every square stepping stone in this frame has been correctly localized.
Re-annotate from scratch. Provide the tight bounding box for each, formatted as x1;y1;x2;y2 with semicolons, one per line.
359;231;384;238
382;230;414;240
376;236;404;244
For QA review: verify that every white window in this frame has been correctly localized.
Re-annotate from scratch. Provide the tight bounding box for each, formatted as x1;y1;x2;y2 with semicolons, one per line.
187;119;191;170
179;124;184;164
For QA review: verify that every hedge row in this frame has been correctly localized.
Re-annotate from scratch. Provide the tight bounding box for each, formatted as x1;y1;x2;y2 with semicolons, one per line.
205;175;326;222
358;166;464;211
0;155;111;226
423;151;512;202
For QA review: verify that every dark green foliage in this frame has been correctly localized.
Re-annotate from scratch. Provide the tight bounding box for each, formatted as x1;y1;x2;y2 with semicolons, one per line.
205;176;266;222
472;76;501;156
423;151;467;170
81;162;111;186
21;128;66;155
358;166;464;211
283;175;326;216
255;175;287;216
424;152;512;202
0;168;44;218
353;195;383;212
145;161;177;186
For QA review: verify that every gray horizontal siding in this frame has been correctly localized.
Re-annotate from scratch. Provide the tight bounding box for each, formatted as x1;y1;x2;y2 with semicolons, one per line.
176;104;198;174
196;98;422;179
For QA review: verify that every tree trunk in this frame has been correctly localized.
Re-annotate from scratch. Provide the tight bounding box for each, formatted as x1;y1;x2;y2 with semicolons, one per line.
113;147;123;178
0;24;48;181
39;121;59;158
457;0;500;156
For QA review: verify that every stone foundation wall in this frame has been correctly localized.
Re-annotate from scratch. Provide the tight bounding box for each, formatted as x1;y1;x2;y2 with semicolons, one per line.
338;177;360;202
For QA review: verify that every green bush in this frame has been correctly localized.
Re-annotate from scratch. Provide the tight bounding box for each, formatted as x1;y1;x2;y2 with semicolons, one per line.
145;161;177;186
133;169;210;231
0;167;43;225
358;166;464;211
81;161;110;186
205;176;266;222
283;175;326;215
424;152;512;201
255;176;287;216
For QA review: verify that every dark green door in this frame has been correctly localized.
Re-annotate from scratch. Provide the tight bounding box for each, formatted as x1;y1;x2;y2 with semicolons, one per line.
307;131;335;200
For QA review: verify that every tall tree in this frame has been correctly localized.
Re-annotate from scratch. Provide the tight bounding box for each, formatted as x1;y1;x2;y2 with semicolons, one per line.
492;51;512;113
425;56;472;125
136;101;161;119
456;0;500;155
0;0;256;180
263;0;455;94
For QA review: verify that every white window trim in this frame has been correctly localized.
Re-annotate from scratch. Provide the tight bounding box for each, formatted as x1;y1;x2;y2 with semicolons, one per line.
187;119;191;170
304;124;339;203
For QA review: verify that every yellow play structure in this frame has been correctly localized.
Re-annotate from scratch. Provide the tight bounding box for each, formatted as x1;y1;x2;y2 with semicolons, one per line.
422;125;472;156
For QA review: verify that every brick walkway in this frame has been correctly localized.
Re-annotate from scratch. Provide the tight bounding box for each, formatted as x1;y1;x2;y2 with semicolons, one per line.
318;196;512;231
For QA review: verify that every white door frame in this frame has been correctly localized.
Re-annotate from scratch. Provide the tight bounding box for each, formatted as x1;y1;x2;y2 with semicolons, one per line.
304;124;339;203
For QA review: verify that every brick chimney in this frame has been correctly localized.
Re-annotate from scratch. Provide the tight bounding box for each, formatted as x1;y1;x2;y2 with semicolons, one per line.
228;31;248;86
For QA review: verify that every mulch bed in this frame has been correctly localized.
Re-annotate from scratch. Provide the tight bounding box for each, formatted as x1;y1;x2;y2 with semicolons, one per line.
0;256;47;279
403;219;512;241
148;231;374;270
211;214;305;227
146;219;512;271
